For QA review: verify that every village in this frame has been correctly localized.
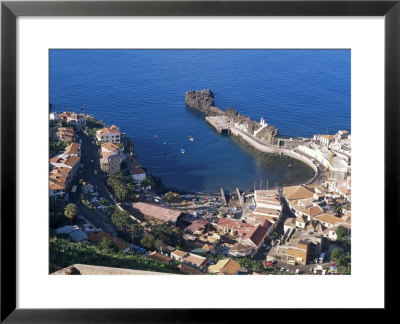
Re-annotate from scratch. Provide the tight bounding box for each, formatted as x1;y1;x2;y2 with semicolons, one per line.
49;110;351;275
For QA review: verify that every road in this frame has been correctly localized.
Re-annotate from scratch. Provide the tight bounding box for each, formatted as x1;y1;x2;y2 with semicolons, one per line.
74;129;117;235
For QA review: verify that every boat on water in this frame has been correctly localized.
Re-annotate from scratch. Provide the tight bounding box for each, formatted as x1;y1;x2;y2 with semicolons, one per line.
188;135;194;142
154;134;158;138
181;149;185;154
133;117;136;120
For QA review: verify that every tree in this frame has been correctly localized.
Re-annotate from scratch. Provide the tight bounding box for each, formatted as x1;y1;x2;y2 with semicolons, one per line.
128;223;143;244
99;237;119;253
330;248;341;262
336;226;348;241
163;191;178;207
140;177;152;192
111;210;130;231
64;203;77;223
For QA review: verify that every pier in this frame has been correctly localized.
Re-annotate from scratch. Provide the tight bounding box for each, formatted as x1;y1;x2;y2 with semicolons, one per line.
205;116;232;134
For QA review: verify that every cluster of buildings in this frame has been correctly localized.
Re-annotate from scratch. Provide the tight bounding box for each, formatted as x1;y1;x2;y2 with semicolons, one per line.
264;183;351;266
298;130;351;181
49;141;82;198
50;111;87;129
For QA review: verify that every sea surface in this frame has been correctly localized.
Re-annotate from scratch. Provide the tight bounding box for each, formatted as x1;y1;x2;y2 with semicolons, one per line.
49;49;351;193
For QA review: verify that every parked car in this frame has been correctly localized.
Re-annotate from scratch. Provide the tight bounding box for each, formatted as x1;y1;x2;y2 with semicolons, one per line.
265;260;275;268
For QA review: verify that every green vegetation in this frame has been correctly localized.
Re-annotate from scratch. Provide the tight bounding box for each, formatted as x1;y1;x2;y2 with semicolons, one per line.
330;246;351;274
50;200;68;229
81;200;93;210
140;177;152;191
49;236;183;274
111;210;131;231
64;203;77;222
140;224;183;250
49;140;68;156
85;117;103;129
163;191;179;207
99;237;119;253
107;173;136;201
335;226;348;241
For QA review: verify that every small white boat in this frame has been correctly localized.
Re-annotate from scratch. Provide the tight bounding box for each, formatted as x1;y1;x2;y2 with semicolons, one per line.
181;149;185;154
188;135;194;142
154;134;158;138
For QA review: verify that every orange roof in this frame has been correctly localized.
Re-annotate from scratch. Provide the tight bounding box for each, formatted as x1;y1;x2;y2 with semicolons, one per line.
182;254;208;268
283;185;314;200
146;251;172;263
65;142;81;154
293;205;324;217
314;213;343;225
64;155;80;167
98;127;120;135
171;250;189;258
208;259;240;275
101;142;119;151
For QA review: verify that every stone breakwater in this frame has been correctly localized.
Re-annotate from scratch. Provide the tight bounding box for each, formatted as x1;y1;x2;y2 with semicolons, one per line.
185;89;278;145
185;89;319;184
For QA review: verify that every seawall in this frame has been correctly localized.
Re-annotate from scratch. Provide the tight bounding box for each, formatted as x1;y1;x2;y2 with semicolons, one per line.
229;126;319;184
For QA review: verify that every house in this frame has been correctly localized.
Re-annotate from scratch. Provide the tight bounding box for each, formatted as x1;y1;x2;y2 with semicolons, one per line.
96;125;121;143
317;134;336;147
283;185;315;209
295;216;307;229
87;231;131;253
49;112;59;121
313;213;345;229
49;167;72;197
251;189;282;224
58;111;86;127
146;251;172;265
229;243;253;258
185;219;209;235
216;218;254;236
177;263;204;275
132;202;184;224
182;253;209;271
131;168;146;183
201;244;215;254
272;230;324;265
100;143;121;175
292;204;324;222
283;218;296;232
171;250;189;262
328;224;351;241
208;259;240;275
240;224;270;255
50;154;81;179
55;127;75;142
56;225;88;242
65;142;81;157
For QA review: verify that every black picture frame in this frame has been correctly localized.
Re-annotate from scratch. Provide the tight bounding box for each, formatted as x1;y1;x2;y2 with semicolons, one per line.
1;0;397;322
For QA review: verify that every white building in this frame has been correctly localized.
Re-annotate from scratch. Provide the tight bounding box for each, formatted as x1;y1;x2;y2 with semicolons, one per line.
96;125;121;143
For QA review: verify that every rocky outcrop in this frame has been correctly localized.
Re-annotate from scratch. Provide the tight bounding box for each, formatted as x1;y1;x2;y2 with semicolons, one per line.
186;90;278;145
185;89;224;116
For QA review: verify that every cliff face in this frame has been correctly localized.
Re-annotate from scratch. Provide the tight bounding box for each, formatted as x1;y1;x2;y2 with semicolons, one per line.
185;89;224;116
185;89;278;145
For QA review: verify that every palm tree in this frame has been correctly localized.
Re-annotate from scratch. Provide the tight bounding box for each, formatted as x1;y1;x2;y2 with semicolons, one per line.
163;191;178;208
64;203;77;223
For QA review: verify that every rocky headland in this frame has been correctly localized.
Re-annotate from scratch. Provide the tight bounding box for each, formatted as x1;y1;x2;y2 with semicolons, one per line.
185;89;278;145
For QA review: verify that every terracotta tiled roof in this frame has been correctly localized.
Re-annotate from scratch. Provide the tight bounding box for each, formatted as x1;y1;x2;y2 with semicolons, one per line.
208;259;240;275
186;219;208;232
65;143;81;154
217;218;253;235
171;250;189;258
146;251;172;263
314;213;343;225
293;205;324;218
64;155;80;167
101;143;119;151
242;225;269;248
283;185;314;200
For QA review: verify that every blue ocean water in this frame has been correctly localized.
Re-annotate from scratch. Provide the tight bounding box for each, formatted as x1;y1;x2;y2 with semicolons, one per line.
49;49;350;193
